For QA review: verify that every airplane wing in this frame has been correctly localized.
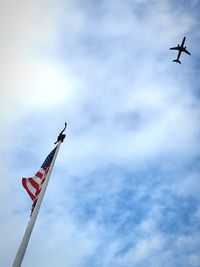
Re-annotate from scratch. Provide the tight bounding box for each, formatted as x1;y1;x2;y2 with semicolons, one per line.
183;48;191;55
170;46;180;51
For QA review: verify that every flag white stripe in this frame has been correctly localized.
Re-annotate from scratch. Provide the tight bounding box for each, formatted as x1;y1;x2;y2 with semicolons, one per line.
33;175;44;184
26;181;37;196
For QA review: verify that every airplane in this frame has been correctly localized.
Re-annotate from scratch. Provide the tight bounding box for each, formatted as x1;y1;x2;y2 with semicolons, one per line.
170;36;191;64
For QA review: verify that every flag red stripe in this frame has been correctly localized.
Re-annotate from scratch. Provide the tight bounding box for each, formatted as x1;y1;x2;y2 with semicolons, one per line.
35;171;43;179
22;178;36;200
28;178;40;191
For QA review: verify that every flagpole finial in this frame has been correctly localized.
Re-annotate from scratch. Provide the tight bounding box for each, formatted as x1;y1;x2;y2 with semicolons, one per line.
54;122;67;144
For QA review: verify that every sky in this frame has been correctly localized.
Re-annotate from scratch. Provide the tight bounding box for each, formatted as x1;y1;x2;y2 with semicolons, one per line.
1;0;200;266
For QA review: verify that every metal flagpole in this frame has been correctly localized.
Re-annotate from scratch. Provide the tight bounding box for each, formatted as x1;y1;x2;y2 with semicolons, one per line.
12;123;67;267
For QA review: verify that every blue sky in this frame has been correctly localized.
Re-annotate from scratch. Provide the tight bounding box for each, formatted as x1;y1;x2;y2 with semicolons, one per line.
1;0;200;266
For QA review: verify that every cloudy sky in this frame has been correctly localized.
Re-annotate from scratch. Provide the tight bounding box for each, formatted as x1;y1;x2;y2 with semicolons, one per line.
1;0;200;266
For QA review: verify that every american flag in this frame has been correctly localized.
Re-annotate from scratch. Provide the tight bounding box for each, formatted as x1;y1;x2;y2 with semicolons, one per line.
22;146;57;213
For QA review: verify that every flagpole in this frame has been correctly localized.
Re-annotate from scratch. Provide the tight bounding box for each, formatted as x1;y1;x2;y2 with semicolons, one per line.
12;123;66;267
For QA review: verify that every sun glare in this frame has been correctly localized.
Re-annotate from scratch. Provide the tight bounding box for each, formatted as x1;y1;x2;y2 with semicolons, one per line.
23;60;76;108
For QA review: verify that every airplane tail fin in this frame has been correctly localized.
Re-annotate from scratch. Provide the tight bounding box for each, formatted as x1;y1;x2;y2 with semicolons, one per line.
173;59;181;64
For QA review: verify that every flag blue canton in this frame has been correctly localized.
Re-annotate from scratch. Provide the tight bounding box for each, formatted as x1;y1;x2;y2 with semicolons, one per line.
41;146;57;171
